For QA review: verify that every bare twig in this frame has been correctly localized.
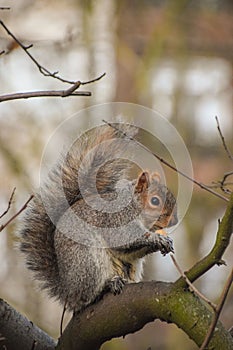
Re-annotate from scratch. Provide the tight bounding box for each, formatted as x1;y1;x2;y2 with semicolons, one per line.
212;117;233;194
0;20;106;89
208;171;233;194
0;89;91;103
218;171;233;194
0;195;33;232
0;187;16;219
0;72;106;103
200;268;233;350
0;19;106;103
221;172;233;186
0;7;10;10
170;254;217;311
81;72;106;85
61;81;81;96
0;50;5;55
208;181;233;190
103;120;229;202
215;116;233;161
0;20;74;84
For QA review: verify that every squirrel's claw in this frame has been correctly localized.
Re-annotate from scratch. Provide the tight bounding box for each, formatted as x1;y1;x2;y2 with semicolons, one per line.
144;232;174;255
108;276;127;295
157;235;174;255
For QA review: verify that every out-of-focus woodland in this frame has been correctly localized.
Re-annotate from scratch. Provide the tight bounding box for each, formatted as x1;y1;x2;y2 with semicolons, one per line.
0;1;232;349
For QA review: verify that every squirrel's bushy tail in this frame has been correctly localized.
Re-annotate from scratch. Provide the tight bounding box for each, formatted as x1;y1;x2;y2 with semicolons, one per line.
20;123;138;297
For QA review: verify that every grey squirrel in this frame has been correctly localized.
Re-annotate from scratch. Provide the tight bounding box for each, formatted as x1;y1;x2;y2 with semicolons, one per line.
20;122;177;312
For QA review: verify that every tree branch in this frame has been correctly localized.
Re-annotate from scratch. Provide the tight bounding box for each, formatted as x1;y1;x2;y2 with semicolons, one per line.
0;20;78;84
171;254;217;310
0;72;106;103
56;282;233;350
175;192;233;288
215;116;233;161
208;171;233;195
0;187;16;219
0;194;33;232
2;194;232;349
0;89;91;103
0;20;106;102
0;299;56;350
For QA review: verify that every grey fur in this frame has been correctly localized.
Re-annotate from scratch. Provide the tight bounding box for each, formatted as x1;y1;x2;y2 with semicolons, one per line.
20;123;177;312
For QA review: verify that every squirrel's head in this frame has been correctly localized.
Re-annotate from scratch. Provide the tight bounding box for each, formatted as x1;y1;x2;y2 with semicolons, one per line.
134;171;178;231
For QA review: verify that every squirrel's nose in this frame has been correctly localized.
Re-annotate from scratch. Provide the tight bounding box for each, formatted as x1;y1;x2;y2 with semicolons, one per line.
168;212;178;227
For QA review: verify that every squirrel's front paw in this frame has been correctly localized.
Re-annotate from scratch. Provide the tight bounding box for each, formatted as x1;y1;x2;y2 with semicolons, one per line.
108;276;126;295
144;232;174;255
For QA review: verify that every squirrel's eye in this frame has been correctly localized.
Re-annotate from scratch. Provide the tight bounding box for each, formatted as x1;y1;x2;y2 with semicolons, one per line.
150;196;160;206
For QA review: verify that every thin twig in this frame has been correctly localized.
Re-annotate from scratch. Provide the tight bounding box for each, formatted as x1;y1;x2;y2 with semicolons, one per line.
0;20;74;84
221;171;233;185
0;187;16;219
0;50;5;55
199;268;233;350
0;195;34;232
81;72;106;85
103;120;229;202
62;81;82;97
208;171;233;194
215;116;233;161
0;20;106;87
0;7;10;10
170;254;217;311
219;171;233;194
208;181;233;190
0;89;91;103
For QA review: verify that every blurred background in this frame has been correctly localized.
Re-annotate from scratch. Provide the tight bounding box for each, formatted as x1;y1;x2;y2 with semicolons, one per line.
0;1;232;349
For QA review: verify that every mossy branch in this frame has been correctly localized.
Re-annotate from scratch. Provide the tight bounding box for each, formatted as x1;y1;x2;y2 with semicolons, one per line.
56;281;233;350
57;195;233;350
175;192;233;288
1;197;232;349
2;281;232;350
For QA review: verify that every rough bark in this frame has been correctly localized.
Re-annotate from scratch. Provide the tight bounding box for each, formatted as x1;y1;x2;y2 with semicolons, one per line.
0;299;56;350
56;281;233;350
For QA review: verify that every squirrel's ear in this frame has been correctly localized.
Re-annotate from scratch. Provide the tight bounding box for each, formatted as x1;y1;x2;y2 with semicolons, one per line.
135;171;150;193
151;172;161;184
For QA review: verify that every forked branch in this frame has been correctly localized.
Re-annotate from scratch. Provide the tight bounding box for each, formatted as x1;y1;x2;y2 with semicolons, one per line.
0;20;106;102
